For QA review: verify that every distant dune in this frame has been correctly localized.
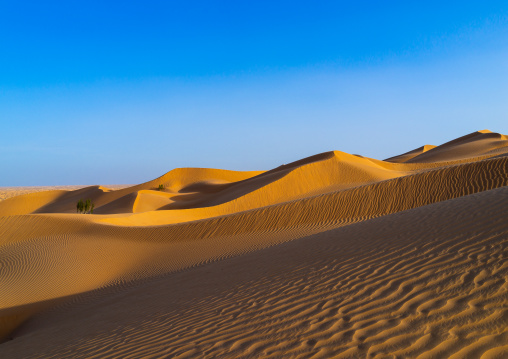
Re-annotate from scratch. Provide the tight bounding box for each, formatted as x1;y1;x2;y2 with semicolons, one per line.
0;184;130;202
0;130;507;358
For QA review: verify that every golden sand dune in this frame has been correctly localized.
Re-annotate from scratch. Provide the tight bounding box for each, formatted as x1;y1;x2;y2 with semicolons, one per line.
2;186;507;358
385;144;437;163
0;130;507;358
0;185;129;203
393;130;508;164
2;130;506;218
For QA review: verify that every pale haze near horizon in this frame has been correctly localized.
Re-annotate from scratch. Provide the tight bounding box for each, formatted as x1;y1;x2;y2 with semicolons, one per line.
0;1;507;186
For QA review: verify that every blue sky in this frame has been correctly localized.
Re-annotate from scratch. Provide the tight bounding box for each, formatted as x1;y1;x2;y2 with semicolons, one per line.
1;1;507;186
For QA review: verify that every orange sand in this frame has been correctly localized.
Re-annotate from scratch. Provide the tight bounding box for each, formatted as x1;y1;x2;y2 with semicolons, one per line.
0;184;130;202
0;130;507;358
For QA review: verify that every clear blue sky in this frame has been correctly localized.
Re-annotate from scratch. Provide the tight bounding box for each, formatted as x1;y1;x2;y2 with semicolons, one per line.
1;1;507;186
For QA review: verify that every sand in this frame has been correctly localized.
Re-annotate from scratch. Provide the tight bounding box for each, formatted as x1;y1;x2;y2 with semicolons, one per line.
0;130;507;358
0;185;131;202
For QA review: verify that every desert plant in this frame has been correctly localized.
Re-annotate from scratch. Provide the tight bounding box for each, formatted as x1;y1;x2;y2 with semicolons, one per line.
76;199;84;213
77;198;95;214
157;184;164;191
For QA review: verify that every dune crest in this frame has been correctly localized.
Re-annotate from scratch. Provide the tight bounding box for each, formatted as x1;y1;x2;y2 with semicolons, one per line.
407;130;508;163
385;144;437;163
0;130;507;358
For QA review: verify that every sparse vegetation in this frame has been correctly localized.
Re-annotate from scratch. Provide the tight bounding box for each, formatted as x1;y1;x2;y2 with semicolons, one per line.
76;199;95;214
157;184;164;191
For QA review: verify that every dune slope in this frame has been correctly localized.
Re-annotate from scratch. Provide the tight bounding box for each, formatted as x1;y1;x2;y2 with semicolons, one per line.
0;129;507;358
407;130;508;163
0;155;506;313
385;144;437;163
1;185;507;358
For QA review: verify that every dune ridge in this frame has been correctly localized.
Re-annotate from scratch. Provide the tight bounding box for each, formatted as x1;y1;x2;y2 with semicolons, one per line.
0;130;507;358
1;130;506;219
384;144;437;163
406;130;508;163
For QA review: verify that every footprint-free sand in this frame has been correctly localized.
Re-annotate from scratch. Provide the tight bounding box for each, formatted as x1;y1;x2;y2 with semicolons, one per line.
0;130;507;358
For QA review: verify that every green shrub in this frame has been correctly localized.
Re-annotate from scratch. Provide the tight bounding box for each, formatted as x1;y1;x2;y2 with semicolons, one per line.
77;198;95;214
76;199;83;213
157;184;164;191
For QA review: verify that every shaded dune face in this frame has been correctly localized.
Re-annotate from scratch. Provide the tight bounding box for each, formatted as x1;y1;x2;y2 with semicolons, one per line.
0;130;507;358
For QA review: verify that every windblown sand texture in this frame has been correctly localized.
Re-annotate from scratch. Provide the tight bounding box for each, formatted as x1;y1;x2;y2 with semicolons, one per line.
0;130;507;358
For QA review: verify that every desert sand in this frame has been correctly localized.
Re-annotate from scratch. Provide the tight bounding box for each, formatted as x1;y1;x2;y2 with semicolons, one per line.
0;185;131;202
0;130;507;358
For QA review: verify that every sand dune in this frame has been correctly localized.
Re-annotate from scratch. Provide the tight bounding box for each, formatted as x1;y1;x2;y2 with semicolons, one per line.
0;185;129;203
2;186;507;358
2;131;505;218
406;130;508;163
385;144;437;163
0;130;507;358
